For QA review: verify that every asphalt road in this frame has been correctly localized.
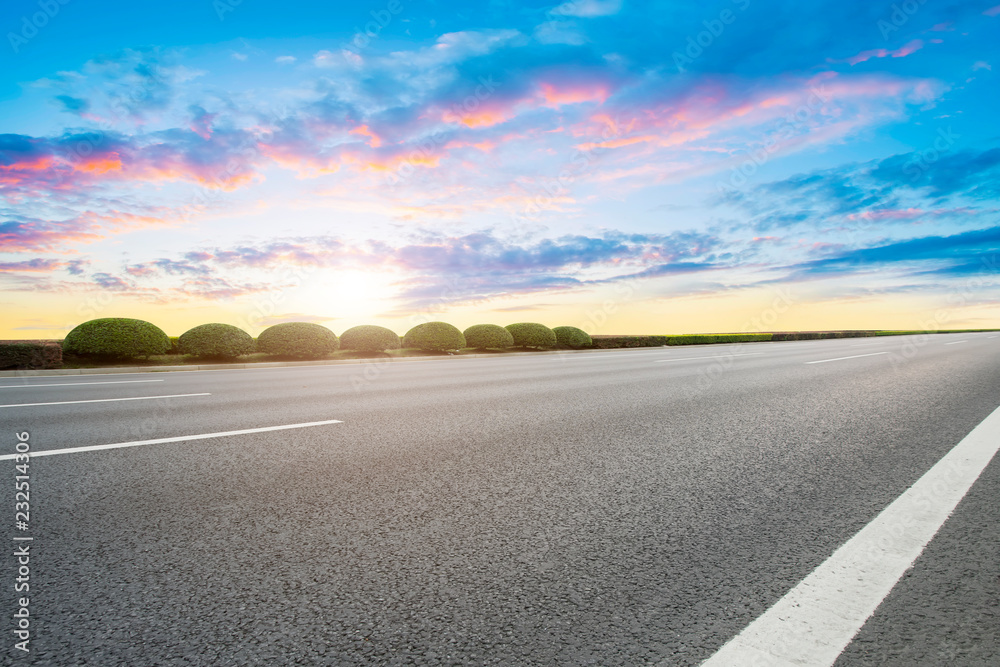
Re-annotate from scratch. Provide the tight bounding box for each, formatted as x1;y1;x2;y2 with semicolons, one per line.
2;332;999;665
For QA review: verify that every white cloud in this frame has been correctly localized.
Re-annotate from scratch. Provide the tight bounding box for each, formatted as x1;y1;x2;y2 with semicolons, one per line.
534;21;586;45
275;55;297;65
551;0;623;18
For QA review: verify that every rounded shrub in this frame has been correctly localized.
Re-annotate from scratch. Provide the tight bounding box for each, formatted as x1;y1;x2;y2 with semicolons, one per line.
505;322;557;349
257;322;339;359
553;326;593;349
403;322;466;351
463;324;514;350
178;323;255;359
63;318;170;359
340;325;401;352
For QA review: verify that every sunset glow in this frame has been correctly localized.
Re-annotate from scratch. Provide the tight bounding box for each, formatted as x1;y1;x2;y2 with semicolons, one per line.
1;1;999;338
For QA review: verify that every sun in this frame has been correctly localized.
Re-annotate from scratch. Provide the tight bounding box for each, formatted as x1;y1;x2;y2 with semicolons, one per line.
313;270;398;320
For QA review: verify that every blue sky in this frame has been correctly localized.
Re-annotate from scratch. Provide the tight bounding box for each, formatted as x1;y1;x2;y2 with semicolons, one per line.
1;0;999;337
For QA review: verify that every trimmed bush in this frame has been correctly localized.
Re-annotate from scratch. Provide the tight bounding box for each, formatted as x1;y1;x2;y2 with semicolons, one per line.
257;322;339;359
553;326;592;349
0;342;62;369
505;322;557;349
63;318;170;359
178;323;255;359
403;322;466;352
340;325;401;352
166;336;181;354
463;324;514;350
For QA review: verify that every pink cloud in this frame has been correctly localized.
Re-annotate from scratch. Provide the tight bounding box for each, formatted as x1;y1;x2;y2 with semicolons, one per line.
350;125;383;148
537;82;610;109
0;131;263;194
840;39;924;65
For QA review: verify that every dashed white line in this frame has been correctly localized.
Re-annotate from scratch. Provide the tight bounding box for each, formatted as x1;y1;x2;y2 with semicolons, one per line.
0;393;209;409
653;353;766;363
0;419;344;460
805;352;888;365
944;340;968;345
0;380;165;389
699;403;1000;667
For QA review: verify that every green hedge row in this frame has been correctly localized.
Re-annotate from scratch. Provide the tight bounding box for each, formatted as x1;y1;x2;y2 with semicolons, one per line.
668;334;773;345
771;331;876;341
57;317;971;364
0;342;63;370
591;331;887;348
57;319;587;360
590;335;670;348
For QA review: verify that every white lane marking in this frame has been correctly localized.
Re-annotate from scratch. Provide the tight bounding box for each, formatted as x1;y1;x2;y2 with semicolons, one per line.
0;393;209;409
0;380;165;389
805;352;888;365
944;340;968;345
699;404;1000;667
653;353;765;364
0;419;344;460
989;336;998;339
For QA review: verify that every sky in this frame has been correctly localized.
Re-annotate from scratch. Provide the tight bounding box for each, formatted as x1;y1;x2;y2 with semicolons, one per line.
1;0;999;338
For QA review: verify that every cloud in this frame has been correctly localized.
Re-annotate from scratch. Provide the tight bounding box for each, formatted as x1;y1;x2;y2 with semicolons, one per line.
0;258;68;273
784;225;1000;280
0;216;103;253
76;229;723;309
54;95;91;115
41;48;204;124
835;39;925;66
551;0;623;18
91;272;132;291
720;145;1000;233
0;127;262;195
275;56;296;64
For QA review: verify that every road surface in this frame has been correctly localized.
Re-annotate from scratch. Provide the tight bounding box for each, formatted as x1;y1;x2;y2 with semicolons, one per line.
3;332;998;665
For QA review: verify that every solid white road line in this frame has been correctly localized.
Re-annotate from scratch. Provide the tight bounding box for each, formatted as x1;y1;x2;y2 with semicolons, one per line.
944;340;968;345
805;352;888;365
653;353;765;364
0;393;209;409
699;404;1000;667
0;419;344;460
0;380;165;389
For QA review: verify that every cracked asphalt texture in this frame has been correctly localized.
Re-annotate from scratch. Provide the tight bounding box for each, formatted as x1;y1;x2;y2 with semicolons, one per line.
3;333;999;665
